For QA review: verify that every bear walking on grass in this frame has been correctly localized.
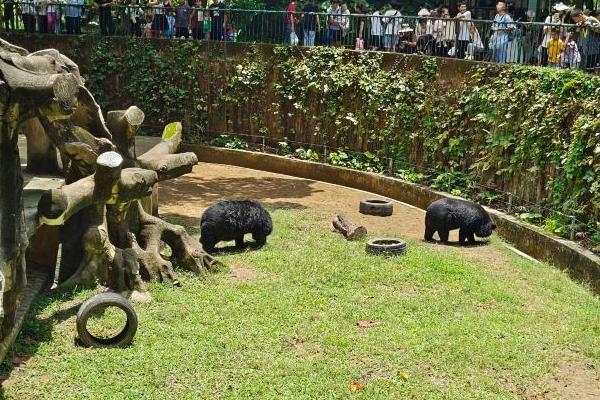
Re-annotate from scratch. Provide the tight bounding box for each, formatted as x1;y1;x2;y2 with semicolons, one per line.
424;198;496;245
200;200;273;253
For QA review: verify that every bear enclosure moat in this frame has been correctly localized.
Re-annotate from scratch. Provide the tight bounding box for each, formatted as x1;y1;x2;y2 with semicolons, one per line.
0;37;599;399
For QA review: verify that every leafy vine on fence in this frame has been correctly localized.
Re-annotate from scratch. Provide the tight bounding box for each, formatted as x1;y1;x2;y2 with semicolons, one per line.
82;39;599;248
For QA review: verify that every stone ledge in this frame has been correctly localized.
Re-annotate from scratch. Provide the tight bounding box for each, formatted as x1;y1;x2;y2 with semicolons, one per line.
182;143;600;294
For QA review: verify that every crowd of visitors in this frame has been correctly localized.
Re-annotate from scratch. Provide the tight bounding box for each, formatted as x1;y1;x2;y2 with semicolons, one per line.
0;0;598;70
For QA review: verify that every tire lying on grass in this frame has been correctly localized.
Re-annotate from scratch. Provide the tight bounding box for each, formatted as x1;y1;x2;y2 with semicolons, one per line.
76;292;138;349
359;199;393;217
366;238;407;256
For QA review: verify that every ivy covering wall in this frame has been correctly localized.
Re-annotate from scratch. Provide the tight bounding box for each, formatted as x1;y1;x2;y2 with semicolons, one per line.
11;35;595;246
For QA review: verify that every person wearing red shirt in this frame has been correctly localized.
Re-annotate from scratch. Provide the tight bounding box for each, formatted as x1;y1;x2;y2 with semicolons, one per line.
285;0;298;44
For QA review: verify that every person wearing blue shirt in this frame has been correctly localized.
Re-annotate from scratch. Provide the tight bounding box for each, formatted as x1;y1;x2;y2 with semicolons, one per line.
490;1;514;64
65;0;84;34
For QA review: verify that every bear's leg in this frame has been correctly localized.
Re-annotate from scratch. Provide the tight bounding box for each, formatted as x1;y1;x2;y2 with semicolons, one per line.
467;232;477;244
459;228;467;245
252;233;267;246
235;235;245;249
200;235;217;253
438;229;450;243
424;225;436;242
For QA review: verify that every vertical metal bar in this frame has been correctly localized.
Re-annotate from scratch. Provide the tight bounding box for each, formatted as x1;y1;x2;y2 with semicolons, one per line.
262;135;266;153
569;215;576;241
388;157;394;176
507;193;513;214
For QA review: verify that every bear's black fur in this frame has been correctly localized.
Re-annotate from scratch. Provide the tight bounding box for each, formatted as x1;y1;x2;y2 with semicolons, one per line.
424;198;496;245
200;200;273;253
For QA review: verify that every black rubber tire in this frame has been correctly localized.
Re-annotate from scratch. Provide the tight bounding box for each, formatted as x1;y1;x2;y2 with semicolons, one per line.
366;238;407;256
359;199;393;217
76;292;138;349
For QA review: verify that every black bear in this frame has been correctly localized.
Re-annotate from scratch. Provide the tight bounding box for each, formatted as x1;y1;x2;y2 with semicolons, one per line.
424;198;496;245
200;200;273;253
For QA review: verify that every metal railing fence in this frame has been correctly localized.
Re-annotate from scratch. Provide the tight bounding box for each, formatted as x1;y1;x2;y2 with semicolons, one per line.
2;4;599;70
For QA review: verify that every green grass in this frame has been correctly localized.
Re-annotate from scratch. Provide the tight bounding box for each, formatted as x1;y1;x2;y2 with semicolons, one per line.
1;209;599;399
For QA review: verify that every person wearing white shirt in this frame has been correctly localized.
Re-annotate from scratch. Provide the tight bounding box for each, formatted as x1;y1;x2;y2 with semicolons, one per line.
381;1;402;51
455;2;472;59
370;8;383;50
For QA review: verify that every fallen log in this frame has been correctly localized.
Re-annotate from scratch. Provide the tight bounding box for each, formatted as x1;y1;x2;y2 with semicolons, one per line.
332;214;367;241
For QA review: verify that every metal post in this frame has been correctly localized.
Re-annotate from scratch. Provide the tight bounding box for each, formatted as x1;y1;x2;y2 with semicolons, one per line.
507;193;513;214
323;145;328;162
388;157;394;176
570;215;576;241
261;135;266;153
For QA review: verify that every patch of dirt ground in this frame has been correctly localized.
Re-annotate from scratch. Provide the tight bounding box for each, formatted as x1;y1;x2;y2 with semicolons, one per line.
527;358;600;400
159;163;508;267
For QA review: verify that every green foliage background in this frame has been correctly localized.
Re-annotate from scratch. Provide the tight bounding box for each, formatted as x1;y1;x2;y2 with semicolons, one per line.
80;38;599;242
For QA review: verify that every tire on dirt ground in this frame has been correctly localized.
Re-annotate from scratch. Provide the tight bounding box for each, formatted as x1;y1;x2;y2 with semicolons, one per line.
359;199;393;217
366;238;407;256
76;292;138;348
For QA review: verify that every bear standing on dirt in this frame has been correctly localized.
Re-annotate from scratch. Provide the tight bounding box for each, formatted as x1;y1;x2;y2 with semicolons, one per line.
200;200;273;253
424;198;496;245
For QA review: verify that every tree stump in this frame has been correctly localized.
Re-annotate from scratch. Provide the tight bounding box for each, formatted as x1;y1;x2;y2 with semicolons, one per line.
332;214;367;241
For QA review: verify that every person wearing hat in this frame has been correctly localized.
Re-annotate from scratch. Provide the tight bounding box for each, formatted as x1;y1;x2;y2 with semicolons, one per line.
540;3;570;66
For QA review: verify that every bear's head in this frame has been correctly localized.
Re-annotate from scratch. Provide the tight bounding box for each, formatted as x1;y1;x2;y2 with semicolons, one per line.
476;220;496;238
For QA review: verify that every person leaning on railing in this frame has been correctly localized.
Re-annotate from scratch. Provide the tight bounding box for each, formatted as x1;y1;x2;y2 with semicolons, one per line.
571;9;600;70
65;0;84;34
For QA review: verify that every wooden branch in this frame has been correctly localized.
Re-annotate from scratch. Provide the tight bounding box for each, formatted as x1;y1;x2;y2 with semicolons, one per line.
106;106;145;159
94;151;123;199
332;214;367;241
138;122;182;159
136;122;197;181
137;152;198;182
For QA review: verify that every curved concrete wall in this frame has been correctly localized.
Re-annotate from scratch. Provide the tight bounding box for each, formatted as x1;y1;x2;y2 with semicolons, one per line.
183;144;600;294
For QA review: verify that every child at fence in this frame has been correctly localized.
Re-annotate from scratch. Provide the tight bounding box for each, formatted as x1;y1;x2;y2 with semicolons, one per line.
547;29;565;68
547;29;564;67
561;32;581;68
225;23;236;41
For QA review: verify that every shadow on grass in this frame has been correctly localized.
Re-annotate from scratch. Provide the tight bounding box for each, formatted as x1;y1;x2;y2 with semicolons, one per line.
210;242;268;256
0;286;88;385
423;239;491;248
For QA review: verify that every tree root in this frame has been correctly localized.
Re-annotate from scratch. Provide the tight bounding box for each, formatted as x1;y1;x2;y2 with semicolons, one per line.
135;202;222;284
